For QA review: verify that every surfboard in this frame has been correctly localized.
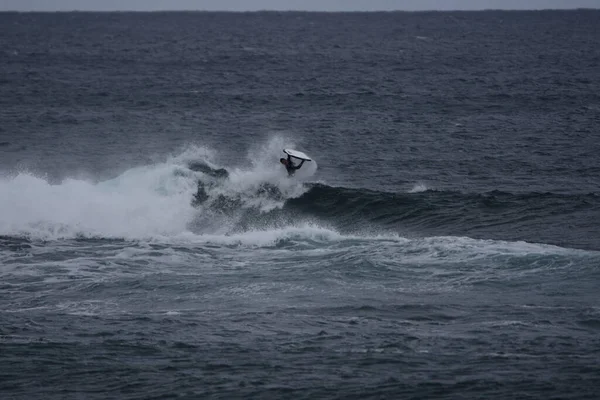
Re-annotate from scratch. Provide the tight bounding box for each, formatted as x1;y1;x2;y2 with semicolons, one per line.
283;149;312;161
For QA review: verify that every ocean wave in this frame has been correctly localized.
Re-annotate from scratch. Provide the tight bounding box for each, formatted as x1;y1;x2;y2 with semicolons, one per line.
1;141;598;250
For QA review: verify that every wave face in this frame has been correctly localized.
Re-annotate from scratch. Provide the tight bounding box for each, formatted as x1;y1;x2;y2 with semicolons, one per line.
284;185;600;250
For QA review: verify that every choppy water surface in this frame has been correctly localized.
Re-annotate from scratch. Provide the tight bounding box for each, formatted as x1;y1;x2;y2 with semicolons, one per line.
1;10;600;399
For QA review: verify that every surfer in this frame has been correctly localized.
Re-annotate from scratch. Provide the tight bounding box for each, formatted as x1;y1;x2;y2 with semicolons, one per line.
280;155;305;176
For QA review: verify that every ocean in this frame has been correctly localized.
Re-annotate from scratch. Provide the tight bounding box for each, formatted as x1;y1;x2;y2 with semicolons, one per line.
1;10;599;399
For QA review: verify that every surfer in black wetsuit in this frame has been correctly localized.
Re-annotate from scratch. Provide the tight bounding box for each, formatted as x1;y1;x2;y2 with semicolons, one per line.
280;155;305;176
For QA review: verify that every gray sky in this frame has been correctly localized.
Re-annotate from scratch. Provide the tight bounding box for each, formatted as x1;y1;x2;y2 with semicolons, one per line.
1;0;599;11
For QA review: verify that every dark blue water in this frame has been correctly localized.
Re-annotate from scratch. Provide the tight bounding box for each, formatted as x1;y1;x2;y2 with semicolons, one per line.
1;10;600;399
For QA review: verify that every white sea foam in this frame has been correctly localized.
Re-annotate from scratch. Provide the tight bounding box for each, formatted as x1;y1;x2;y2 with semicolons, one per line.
0;149;204;240
408;182;429;193
0;139;318;241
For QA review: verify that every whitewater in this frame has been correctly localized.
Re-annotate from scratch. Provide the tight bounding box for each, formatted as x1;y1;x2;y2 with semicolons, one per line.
0;140;314;240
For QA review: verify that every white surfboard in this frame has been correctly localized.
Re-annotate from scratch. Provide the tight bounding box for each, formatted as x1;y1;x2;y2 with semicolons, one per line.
283;148;312;161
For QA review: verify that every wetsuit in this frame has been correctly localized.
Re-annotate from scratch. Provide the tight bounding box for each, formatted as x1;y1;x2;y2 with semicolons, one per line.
285;156;305;176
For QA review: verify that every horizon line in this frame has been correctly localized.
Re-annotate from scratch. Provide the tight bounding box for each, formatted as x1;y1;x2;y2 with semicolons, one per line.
1;8;598;13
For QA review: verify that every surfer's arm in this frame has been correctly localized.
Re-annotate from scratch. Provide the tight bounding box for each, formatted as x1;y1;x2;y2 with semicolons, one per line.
290;160;305;170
